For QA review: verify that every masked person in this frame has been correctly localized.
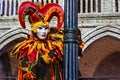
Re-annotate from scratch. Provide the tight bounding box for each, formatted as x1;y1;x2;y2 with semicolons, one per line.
10;1;64;80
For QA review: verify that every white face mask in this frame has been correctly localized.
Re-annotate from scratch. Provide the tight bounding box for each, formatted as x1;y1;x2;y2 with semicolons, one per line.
37;26;49;40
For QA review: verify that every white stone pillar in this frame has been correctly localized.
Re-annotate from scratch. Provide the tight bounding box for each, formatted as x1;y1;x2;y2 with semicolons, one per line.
53;0;56;3
85;0;88;13
9;0;12;16
19;0;26;4
96;0;98;13
90;0;93;13
4;0;7;16
80;0;83;13
0;0;3;16
44;0;46;5
101;0;103;13
101;0;113;13
18;0;21;7
118;0;120;12
112;0;116;12
58;0;64;10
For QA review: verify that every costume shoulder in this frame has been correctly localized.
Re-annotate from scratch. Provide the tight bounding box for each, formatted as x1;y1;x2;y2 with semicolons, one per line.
48;28;64;54
10;36;39;61
49;27;64;41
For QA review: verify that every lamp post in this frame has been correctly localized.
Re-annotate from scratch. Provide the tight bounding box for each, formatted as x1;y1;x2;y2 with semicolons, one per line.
63;0;80;80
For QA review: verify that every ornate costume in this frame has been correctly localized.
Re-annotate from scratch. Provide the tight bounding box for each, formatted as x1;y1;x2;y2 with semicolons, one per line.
10;1;64;80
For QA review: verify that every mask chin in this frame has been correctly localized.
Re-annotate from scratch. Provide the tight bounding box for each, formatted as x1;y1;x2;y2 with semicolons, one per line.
37;35;47;40
37;32;48;40
31;31;46;40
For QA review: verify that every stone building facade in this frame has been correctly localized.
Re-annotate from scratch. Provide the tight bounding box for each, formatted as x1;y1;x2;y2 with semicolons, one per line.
0;0;120;79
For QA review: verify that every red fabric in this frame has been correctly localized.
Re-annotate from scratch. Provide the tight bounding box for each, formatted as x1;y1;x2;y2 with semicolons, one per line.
18;69;23;80
28;49;36;63
18;1;39;28
18;1;64;30
55;49;62;59
52;46;62;59
19;47;29;59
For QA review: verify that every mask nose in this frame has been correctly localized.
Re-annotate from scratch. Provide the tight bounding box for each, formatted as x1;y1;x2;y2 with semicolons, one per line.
42;29;47;33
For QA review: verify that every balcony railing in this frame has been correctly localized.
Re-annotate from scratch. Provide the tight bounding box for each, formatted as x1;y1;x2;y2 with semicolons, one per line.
0;0;120;17
0;0;64;17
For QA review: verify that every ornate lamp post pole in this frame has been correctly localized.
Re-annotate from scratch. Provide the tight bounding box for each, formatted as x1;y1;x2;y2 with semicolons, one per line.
63;0;80;80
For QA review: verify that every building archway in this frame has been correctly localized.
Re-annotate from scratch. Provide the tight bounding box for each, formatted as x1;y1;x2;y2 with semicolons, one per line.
79;36;120;77
94;51;120;78
79;25;120;78
0;53;11;78
0;28;31;78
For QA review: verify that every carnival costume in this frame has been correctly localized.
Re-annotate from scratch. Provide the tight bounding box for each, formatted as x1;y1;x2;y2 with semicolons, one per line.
10;1;64;80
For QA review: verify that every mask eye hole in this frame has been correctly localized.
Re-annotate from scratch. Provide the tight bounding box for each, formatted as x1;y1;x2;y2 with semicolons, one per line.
45;26;49;29
38;26;42;29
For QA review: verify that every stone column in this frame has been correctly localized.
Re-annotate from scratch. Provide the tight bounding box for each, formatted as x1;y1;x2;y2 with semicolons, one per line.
80;0;83;13
96;0;98;13
58;0;64;10
90;0;93;12
85;0;88;13
118;0;120;12
63;0;80;80
101;0;115;13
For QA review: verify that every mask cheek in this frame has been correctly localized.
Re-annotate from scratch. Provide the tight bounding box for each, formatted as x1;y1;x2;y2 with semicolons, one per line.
37;33;41;38
45;30;48;35
37;32;47;40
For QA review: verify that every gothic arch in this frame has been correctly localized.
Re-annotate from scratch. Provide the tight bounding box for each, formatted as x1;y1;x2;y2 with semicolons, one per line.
79;35;120;77
94;51;120;78
79;25;120;78
0;28;31;77
82;25;120;51
0;27;31;55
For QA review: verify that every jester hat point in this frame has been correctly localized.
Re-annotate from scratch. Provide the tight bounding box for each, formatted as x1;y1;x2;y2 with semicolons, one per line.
18;1;64;33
